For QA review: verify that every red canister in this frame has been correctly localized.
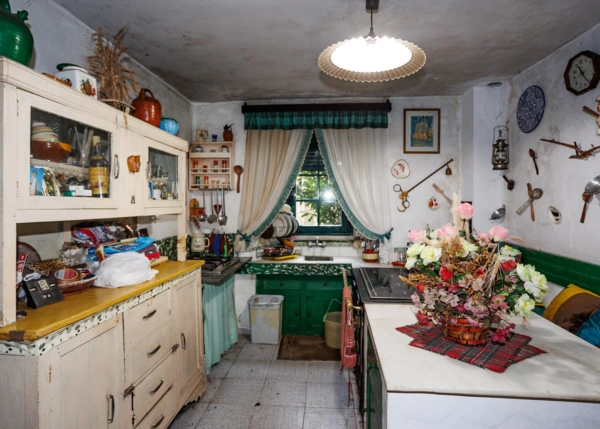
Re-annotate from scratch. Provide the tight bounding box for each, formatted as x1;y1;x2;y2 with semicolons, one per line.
131;89;162;127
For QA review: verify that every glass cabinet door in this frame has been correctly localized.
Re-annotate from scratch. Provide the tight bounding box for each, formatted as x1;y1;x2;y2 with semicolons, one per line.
148;147;179;201
17;91;121;211
30;108;112;198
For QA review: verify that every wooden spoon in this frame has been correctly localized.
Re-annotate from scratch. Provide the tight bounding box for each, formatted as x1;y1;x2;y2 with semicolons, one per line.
581;193;593;223
234;165;244;194
502;175;515;190
527;183;535;221
529;149;539;175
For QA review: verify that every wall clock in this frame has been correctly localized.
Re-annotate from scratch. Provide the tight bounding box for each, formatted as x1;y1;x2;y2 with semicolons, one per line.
391;159;410;179
517;85;545;133
564;50;600;96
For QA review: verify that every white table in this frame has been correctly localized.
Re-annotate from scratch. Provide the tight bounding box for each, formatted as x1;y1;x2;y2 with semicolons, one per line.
365;304;600;429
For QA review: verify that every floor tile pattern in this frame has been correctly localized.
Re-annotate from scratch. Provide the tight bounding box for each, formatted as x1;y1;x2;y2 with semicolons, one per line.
169;336;362;429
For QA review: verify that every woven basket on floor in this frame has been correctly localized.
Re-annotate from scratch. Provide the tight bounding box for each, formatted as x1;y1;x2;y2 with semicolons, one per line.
443;317;489;346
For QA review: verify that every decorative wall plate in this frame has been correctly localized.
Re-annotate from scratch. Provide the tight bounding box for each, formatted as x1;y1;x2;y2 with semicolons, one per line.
517;86;545;133
391;159;410;179
427;197;440;211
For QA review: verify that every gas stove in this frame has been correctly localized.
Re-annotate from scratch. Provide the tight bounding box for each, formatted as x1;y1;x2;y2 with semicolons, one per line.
188;255;240;274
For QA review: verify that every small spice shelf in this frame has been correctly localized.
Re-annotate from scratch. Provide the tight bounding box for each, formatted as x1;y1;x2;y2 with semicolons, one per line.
188;142;235;190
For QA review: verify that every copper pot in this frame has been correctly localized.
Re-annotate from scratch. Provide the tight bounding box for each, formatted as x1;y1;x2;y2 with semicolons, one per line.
131;89;161;127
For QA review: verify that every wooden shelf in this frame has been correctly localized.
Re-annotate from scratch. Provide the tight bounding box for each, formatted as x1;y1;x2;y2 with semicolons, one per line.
188;142;235;191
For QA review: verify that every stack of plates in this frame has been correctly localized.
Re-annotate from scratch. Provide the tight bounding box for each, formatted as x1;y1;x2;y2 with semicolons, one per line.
31;121;59;142
272;211;299;237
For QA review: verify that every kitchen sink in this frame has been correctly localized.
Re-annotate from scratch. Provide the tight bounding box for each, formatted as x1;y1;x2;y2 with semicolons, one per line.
304;256;334;262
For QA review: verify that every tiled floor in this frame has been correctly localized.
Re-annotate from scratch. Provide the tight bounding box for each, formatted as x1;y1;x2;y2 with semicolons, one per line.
169;336;363;429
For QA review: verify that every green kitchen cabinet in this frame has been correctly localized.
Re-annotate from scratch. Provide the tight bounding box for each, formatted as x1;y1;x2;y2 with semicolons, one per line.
366;327;383;429
256;275;344;336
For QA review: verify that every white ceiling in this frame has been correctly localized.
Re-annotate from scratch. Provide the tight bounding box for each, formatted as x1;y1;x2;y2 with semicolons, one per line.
55;0;600;102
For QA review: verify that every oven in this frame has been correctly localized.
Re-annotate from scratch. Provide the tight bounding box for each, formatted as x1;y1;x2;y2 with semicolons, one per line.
351;267;414;415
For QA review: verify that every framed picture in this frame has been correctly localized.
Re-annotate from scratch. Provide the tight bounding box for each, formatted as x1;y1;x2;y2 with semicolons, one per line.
404;109;441;154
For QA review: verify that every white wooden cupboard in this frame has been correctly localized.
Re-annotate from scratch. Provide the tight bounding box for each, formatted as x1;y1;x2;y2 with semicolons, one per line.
0;58;189;327
0;269;206;429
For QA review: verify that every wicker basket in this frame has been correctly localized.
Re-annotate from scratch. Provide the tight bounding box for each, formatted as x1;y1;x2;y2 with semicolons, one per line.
59;276;96;296
443;317;490;346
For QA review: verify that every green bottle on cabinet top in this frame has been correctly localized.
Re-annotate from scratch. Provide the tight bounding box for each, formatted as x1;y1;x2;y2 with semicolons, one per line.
0;0;34;66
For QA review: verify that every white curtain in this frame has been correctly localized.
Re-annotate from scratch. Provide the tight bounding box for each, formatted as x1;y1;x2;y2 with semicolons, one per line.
237;129;310;237
317;128;392;240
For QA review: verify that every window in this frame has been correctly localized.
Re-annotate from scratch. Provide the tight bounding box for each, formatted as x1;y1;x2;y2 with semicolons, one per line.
286;135;352;236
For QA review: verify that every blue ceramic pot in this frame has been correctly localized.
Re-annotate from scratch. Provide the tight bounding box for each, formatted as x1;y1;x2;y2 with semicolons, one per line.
159;117;179;135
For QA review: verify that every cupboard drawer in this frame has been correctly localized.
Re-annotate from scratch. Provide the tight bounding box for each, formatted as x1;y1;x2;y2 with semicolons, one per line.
307;278;343;290
134;352;176;423
131;321;175;382
135;383;176;429
260;279;303;290
125;291;171;346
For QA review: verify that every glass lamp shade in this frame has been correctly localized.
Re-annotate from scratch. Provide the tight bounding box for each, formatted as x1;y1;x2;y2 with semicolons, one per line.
319;36;426;82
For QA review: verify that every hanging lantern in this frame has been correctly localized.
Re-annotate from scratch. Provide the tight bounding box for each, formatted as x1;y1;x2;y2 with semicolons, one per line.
491;126;509;170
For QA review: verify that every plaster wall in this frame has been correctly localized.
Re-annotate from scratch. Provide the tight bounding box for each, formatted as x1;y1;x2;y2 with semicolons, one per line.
190;96;462;331
13;0;192;253
502;23;600;265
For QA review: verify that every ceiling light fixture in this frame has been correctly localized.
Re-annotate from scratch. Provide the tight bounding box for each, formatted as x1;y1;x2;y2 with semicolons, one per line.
318;0;426;83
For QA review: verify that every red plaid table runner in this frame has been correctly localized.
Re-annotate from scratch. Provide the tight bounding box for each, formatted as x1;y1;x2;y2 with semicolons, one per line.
397;324;546;373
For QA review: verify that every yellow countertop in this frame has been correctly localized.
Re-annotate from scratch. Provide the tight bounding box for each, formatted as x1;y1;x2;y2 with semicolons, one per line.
0;260;204;342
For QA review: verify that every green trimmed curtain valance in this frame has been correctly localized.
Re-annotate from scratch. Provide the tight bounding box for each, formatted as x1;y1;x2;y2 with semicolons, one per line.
244;110;388;130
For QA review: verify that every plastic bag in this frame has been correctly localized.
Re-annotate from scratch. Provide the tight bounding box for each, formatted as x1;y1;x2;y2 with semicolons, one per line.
94;252;158;288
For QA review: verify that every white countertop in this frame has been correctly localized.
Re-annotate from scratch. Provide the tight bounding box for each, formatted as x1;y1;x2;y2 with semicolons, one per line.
246;255;394;268
366;303;600;402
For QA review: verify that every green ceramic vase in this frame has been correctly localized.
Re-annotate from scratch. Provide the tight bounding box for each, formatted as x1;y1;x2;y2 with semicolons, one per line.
0;0;33;66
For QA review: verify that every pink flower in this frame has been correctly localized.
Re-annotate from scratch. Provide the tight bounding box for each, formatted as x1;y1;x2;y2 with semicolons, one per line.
488;226;509;242
490;295;508;311
476;232;490;243
408;229;427;244
437;223;458;238
457;203;475;220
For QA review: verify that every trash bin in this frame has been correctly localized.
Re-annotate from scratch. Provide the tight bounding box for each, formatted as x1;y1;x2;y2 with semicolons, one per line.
324;311;342;349
248;295;284;344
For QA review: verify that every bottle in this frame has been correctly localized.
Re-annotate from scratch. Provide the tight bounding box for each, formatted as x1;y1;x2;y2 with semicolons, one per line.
89;136;110;198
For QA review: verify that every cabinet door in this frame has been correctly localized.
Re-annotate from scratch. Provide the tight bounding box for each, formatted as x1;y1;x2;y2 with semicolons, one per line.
366;328;383;429
58;317;123;429
16;90;122;214
140;135;186;210
173;275;205;403
281;293;303;335
304;292;342;336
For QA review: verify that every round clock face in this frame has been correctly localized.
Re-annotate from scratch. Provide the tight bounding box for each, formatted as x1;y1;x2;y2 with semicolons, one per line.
565;51;600;95
391;159;410;179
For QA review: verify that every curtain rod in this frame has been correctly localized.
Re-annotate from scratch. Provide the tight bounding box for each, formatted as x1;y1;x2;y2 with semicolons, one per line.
241;100;392;114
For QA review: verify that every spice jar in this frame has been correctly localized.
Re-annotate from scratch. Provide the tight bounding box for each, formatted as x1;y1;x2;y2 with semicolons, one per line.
213;160;219;173
192;160;199;169
222;160;228;172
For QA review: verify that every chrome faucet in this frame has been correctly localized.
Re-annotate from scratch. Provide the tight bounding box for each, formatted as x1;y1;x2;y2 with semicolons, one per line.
307;236;326;248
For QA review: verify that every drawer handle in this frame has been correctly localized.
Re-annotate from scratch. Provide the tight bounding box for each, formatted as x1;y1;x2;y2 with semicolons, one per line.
149;379;164;396
108;394;115;424
147;344;162;357
181;333;187;351
151;415;165;429
143;309;157;320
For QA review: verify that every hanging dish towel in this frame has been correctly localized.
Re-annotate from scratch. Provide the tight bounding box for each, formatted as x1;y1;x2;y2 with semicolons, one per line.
340;268;357;368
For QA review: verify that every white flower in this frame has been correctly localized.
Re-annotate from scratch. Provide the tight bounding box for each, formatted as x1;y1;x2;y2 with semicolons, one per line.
420;246;442;266
515;294;536;317
405;256;417;270
516;264;535;282
429;229;439;240
500;245;521;257
524;282;545;302
459;238;479;256
406;243;425;258
530;271;548;289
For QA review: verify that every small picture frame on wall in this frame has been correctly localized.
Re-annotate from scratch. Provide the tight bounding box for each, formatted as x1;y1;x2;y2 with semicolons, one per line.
404;109;441;154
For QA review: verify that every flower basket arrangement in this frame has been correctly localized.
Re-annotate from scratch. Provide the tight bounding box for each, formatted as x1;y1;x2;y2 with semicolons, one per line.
401;197;548;345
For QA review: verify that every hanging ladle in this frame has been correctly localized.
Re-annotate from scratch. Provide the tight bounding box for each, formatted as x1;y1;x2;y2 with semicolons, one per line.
207;189;218;224
516;188;543;216
199;189;208;222
218;188;228;226
580;175;600;224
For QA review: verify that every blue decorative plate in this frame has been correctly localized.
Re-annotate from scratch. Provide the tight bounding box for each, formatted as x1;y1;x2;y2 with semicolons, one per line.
517;86;545;133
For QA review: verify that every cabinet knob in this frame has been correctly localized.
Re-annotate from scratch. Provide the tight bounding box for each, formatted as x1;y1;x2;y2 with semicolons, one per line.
114;154;120;179
181;332;187;350
295;310;300;317
131;195;136;204
306;311;312;317
279;282;284;287
323;281;328;286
